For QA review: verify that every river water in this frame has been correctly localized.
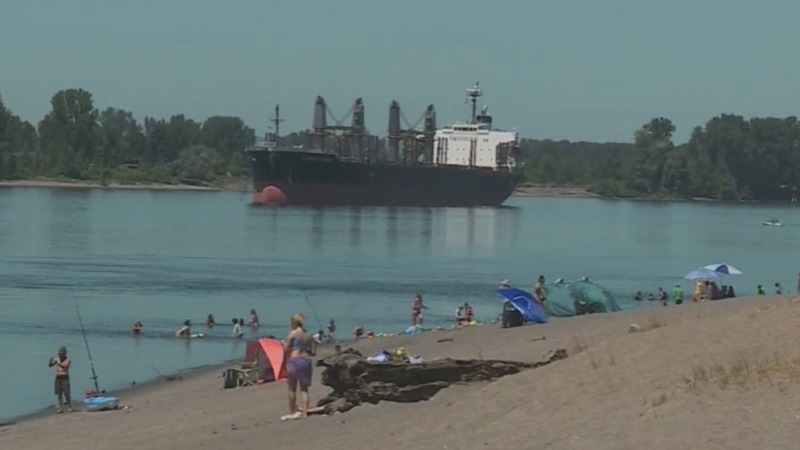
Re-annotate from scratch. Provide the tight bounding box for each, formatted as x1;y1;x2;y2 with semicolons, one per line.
0;188;797;420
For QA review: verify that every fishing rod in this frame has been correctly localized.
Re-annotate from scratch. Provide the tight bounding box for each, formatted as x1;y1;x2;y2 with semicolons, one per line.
74;298;100;393
302;290;324;332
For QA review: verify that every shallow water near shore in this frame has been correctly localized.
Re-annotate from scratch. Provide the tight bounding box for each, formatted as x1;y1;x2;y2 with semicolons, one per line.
0;187;798;420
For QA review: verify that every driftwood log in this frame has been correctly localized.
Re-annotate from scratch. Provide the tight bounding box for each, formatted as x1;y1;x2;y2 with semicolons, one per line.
316;348;567;414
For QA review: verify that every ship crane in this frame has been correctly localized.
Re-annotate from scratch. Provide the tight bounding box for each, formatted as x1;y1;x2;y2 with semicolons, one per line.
310;96;369;160
387;102;436;165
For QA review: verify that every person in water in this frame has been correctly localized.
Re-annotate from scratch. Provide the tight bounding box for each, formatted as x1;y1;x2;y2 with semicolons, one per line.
232;318;243;338
206;314;216;328
281;314;313;421
634;291;643;301
132;321;143;335
775;282;783;295
757;285;765;295
353;325;364;339
249;309;259;329
657;288;667;306
49;346;73;413
326;319;336;342
411;293;426;326
175;320;191;337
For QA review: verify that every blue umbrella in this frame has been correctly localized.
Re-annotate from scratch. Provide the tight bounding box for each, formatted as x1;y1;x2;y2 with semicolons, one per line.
496;288;547;324
703;263;743;275
684;267;720;281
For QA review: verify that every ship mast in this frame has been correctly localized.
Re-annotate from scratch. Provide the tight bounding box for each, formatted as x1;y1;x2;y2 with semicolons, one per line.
466;82;482;124
269;104;285;140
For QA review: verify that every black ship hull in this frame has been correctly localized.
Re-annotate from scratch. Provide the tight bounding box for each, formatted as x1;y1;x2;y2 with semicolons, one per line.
247;150;521;207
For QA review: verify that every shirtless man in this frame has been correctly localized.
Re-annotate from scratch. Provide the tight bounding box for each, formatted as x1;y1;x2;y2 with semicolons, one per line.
49;346;73;413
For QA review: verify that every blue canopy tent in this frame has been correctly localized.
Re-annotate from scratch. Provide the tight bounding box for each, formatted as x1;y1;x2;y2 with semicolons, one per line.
496;288;547;324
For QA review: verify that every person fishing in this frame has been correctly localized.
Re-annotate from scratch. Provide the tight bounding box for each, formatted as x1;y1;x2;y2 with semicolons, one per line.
281;314;313;421
49;346;73;413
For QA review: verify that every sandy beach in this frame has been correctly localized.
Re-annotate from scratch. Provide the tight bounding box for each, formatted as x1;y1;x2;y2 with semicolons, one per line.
3;295;800;449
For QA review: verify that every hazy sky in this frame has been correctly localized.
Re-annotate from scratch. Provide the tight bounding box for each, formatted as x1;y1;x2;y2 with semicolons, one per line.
2;0;799;143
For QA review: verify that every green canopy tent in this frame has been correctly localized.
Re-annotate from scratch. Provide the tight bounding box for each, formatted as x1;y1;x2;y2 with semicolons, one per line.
544;278;622;317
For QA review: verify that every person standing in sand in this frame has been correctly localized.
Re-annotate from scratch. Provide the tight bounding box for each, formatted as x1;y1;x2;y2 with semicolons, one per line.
282;314;313;421
533;275;547;306
49;346;73;413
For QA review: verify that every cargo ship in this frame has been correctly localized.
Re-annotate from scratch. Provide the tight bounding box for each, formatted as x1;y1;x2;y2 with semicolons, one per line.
245;83;522;207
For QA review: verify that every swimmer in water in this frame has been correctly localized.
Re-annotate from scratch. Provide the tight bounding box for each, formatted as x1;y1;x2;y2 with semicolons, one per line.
133;321;143;335
175;319;191;338
232;318;243;338
326;319;336;342
206;314;215;328
249;309;259;329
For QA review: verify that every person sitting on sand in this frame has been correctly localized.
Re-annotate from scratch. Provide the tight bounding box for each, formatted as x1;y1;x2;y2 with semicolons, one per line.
353;325;364;339
232;318;243;338
206;314;215;328
249;309;259;329
533;275;547;306
456;305;467;325
281;314;313;421
175;320;191;337
464;302;474;322
133;321;143;335
49;346;73;413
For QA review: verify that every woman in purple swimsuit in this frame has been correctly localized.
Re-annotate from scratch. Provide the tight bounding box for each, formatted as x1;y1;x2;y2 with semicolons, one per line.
281;313;313;421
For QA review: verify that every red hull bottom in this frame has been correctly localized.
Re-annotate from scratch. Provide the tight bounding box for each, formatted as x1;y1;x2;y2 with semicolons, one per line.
252;183;515;207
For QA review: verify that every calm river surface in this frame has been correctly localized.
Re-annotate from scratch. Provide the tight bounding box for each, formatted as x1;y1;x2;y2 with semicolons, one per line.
0;187;797;419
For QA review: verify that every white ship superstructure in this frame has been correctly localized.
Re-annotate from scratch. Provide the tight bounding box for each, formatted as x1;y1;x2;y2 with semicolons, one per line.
433;82;518;170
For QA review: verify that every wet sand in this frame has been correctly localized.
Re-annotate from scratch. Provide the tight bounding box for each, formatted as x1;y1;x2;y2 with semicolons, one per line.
3;295;800;450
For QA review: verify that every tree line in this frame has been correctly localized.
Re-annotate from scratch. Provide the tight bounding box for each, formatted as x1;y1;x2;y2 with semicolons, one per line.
1;88;797;201
520;116;800;202
0;89;255;185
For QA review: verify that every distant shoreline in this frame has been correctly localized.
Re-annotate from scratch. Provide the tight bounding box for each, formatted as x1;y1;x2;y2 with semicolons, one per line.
513;184;598;199
2;180;782;204
0;179;249;193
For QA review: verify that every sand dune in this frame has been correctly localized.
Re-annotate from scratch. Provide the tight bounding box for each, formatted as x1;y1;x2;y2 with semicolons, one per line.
3;296;800;450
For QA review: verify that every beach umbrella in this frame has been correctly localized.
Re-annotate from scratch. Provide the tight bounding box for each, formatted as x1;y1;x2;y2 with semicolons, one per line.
496;288;547;324
683;267;720;281
703;263;743;275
